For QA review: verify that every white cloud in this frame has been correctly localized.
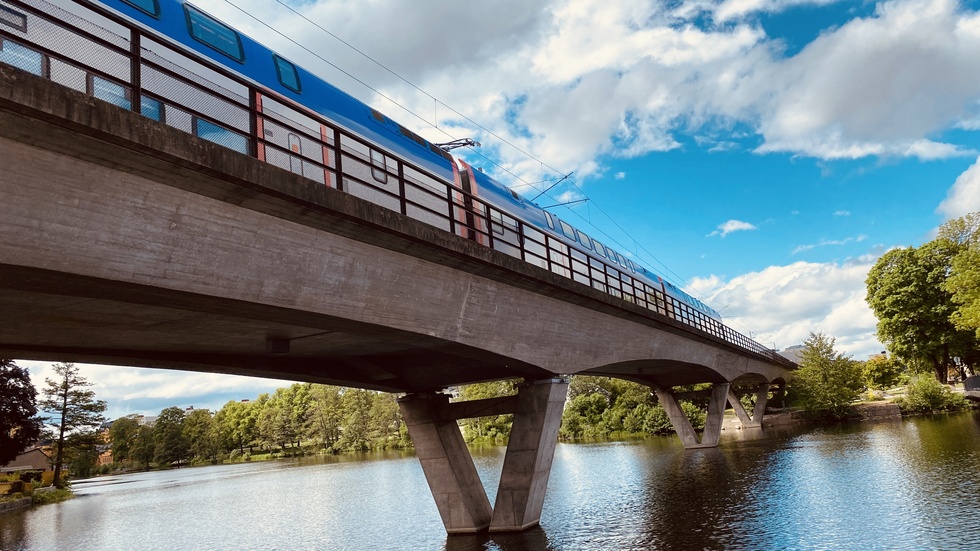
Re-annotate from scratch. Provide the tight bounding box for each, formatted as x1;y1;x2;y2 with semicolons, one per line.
708;219;758;238
614;171;626;179
692;257;883;357
792;234;867;254
20;360;291;421
834;210;851;217
714;0;842;23
938;155;980;220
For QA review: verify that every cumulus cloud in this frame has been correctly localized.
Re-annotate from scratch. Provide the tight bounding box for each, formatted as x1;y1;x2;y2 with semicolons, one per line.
708;219;758;238
690;257;883;357
208;0;980;184
938;155;980;220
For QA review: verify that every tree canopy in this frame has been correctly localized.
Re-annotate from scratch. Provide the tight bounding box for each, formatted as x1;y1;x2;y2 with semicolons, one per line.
790;332;864;420
0;359;43;465
866;213;980;382
39;363;107;487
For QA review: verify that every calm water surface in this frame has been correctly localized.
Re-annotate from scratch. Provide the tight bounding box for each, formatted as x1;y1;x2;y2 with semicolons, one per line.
3;413;979;550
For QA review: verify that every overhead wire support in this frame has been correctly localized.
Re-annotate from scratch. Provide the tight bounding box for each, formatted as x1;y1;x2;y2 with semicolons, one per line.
541;198;589;210
531;172;573;202
434;138;480;152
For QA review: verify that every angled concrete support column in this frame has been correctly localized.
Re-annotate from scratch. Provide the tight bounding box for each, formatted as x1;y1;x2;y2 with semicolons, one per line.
490;377;568;532
398;393;492;534
654;383;730;449
727;384;770;429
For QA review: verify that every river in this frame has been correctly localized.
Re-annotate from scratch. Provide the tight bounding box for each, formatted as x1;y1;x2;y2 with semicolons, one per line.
3;412;979;550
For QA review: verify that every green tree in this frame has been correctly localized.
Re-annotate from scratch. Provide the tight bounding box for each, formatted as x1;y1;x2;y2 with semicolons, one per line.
790;333;864;420
153;406;189;467
305;385;343;449
942;212;980;341
38;363;107;487
108;415;141;462
131;424;155;470
183;409;220;463
866;241;977;383
862;355;906;390
454;380;517;443
898;374;970;414
336;389;373;452
0;359;43;465
215;400;258;455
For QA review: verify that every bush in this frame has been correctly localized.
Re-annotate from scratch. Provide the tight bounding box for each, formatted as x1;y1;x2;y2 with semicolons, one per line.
897;375;970;414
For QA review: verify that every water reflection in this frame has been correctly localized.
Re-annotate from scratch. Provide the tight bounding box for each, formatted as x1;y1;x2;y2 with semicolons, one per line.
3;414;980;550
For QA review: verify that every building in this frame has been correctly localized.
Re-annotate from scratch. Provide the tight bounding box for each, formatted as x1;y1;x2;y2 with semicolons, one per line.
1;447;52;473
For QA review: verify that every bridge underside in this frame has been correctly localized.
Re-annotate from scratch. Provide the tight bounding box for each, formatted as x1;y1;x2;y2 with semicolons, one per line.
0;265;548;393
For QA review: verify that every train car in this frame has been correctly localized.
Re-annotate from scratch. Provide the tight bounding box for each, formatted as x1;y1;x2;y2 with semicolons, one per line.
0;0;723;327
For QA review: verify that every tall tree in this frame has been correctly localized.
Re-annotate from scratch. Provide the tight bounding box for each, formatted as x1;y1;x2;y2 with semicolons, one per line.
183;408;220;463
1;359;44;465
791;333;864;420
942;213;980;342
866;242;972;382
131;424;155;470
108;415;141;462
153;406;189;467
39;362;107;487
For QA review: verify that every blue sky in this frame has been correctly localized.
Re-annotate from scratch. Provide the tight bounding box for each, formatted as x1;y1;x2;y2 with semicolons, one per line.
21;0;980;419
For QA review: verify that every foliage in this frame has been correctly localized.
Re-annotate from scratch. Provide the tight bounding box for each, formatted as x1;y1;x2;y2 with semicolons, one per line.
896;374;970;414
0;359;43;465
862;355;906;390
943;213;980;340
790;333;864;420
153;406;189;467
558;376;704;439
38;363;107;487
31;487;73;505
108;415;140;462
183;409;221;464
454;380;518;444
866;214;980;382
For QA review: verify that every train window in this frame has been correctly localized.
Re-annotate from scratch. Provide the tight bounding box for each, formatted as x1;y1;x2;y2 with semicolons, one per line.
90;75;131;110
0;40;45;77
194;117;248;154
543;211;556;230
0;5;28;32
490;210;505;236
120;0;160;18
626;259;637;273
185;5;244;63
558;220;576;240
592;239;608;258
428;142;454;162
273;55;301;93
370;149;388;184
140;96;164;122
397;123;427;148
576;230;593;251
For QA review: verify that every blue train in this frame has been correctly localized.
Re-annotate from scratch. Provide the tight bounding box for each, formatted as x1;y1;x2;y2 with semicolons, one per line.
0;0;721;322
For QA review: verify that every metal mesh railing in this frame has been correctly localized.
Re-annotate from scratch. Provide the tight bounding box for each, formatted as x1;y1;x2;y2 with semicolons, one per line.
0;0;794;368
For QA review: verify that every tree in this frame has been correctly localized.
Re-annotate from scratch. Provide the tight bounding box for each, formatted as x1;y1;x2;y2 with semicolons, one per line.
1;359;43;465
215;399;258;455
183;409;220;463
39;362;107;487
862;355;905;390
153;406;189;467
790;333;864;420
865;241;977;382
108;415;141;462
943;212;980;341
454;380;517;443
131;424;155;470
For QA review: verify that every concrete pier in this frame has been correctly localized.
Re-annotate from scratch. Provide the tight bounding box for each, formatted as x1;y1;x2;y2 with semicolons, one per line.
654;384;730;449
490;378;568;532
398;393;493;533
399;378;568;534
727;384;769;429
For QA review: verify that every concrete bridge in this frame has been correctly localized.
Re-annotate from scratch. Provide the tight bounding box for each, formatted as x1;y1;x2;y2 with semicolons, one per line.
0;51;792;534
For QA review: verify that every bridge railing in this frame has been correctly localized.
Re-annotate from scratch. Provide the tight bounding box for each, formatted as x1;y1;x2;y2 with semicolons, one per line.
0;0;794;368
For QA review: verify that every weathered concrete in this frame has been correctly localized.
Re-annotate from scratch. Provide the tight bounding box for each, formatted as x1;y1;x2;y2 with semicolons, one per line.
398;393;493;534
655;384;731;449
0;64;793;393
490;378;568;532
727;384;769;429
399;379;567;534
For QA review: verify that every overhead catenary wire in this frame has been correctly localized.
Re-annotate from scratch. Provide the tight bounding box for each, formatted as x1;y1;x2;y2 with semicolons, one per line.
222;0;750;329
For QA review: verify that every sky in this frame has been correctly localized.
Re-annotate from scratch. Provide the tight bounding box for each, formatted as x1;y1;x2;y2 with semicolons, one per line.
19;0;980;420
